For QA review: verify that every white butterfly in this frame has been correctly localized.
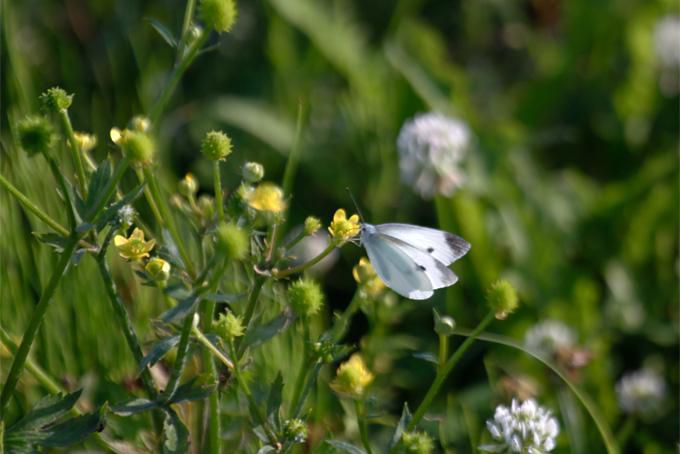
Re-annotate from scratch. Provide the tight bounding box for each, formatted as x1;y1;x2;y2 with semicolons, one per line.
360;223;470;300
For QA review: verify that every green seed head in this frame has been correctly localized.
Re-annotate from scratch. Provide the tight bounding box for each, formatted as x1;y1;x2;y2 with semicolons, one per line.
401;431;434;454
201;130;233;161
283;418;307;444
215;222;248;260
215;311;244;341
121;130;155;165
17;116;55;157
200;0;238;33
288;278;324;318
39;87;73;112
486;279;519;320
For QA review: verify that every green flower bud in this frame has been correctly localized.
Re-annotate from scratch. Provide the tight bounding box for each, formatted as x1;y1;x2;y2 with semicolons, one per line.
486;279;519;320
199;0;237;33
198;195;215;219
130;115;151;132
304;216;322;236
39;87;73;112
215;222;248;260
242;161;264;183
145;257;171;282
401;431;434;454
73;132;97;153
179;173;198;198
215;311;244;341
187;24;204;45
201;130;233;161
283;418;307;444
120;130;155;165
17;115;55;157
433;309;455;337
288;278;324;318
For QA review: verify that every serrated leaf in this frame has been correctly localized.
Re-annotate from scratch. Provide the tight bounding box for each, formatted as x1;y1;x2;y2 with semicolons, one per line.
8;390;82;432
389;402;411;449
148;18;178;48
242;309;296;349
266;373;284;430
162;409;189;454
33;232;67;253
159;296;198;324
325;439;367;454
170;378;216;404
40;410;104;448
110;398;158;416
138;335;180;376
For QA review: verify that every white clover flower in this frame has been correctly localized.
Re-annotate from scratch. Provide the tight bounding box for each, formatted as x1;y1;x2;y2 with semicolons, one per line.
524;319;576;358
397;112;471;199
616;368;666;417
480;399;559;453
654;15;680;68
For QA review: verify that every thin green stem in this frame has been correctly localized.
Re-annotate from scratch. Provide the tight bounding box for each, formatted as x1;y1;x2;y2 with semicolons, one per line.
331;292;362;343
236;277;266;357
143;167;196;278
0;236;78;416
282;101;305;197
163;311;196;402
289;323;311;415
0;173;69;236
438;334;448;372
192;325;233;370
149;32;209;126
87;156;131;221
177;0;198;59
0;328;62;395
213;160;224;222
135;168;163;225
273;243;336;279
58;109;88;197
355;400;373;454
46;157;76;229
406;311;495;431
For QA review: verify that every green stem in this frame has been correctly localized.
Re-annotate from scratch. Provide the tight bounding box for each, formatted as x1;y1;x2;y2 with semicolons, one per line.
407;311;495;431
273;243;336;279
192;325;233;370
438;334;448;372
177;0;197;59
213;160;224;222
355;400;373;454
46;157;76;229
331;292;361;343
282;101;305;197
0;328;62;395
0;236;79;416
236;277;266;357
0;173;70;236
289;323;311;415
149;31;209;126
143;167;196;278
135;168;163;225
87;156;131;221
163;311;196;402
58;109;88;197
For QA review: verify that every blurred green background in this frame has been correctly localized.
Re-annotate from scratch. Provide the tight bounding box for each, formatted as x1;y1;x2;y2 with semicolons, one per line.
1;0;678;452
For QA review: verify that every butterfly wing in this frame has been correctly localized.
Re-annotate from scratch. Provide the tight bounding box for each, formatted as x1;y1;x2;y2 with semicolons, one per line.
363;231;434;300
379;235;459;290
374;223;470;266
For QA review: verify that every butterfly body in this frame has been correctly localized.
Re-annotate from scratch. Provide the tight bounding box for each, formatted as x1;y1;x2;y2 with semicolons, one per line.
360;223;470;300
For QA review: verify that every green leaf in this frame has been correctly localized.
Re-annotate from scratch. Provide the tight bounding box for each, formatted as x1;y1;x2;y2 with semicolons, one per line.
138;335;180;376
40;411;104;448
159;296;198;324
257;446;277;454
389;402;411;449
412;352;437;365
8;390;82;432
266;373;284;430
203;292;244;303
84;160;112;213
110;398;158;416
162;409;189;454
148;18;178;48
325;439;367;454
32;232;67;253
242;309;295;349
170;378;216;404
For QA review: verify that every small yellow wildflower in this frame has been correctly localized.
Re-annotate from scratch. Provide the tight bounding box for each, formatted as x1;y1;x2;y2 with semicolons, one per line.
331;353;374;398
328;209;361;242
145;257;171;282
73;132;97;153
352;257;386;298
246;182;287;213
114;228;155;261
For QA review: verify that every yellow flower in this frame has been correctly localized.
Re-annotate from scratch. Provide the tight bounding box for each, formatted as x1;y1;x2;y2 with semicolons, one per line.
328;209;360;242
145;257;171;282
73;132;97;153
331;354;374;398
352;257;386;298
246;182;287;213
114;228;155;261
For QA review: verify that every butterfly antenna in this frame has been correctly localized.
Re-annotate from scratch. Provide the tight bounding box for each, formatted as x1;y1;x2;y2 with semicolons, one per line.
345;187;365;222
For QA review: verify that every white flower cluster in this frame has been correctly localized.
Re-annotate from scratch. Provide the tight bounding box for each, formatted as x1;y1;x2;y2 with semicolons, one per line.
480;399;559;453
654;15;680;68
524;319;576;358
397;112;471;199
616;368;666;416
117;204;136;227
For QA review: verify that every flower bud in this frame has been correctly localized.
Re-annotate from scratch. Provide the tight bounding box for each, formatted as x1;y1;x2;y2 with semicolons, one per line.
39;87;73;112
179;173;198;198
120;130;155;165
198;195;215;219
486;279;519;320
433;309;456;337
199;0;237;33
145;257;171;282
283;419;307;444
242;161;264;183
215;222;248;260
331;354;374;398
201;130;233;161
130;115;151;133
304;216;322;236
17;116;55;157
73;132;97;153
215;311;244;341
401;431;434;454
288;278;324;318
